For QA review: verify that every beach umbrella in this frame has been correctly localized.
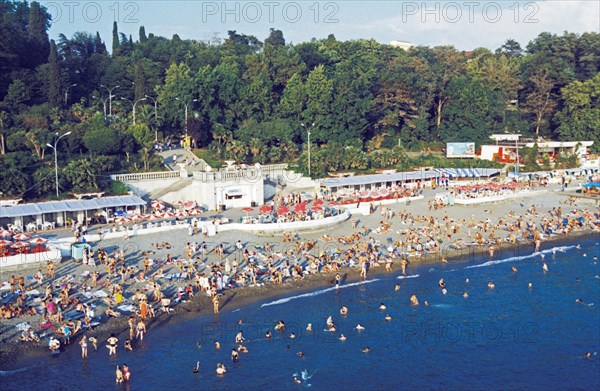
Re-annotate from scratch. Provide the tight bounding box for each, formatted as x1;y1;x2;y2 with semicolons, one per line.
29;237;48;245
0;239;12;247
379;188;389;197
175;211;188;219
242;207;254;216
151;200;165;210
277;205;290;215
173;200;184;209
11;241;30;248
259;205;273;214
188;209;203;216
147;214;161;221
370;190;381;199
114;217;130;224
313;199;324;207
13;233;31;241
294;202;307;213
161;212;175;219
130;214;146;222
311;205;323;212
329;201;339;207
184;201;196;210
359;191;370;199
0;229;13;238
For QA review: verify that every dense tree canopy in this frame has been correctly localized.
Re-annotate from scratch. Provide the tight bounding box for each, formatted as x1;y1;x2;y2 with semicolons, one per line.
0;0;598;198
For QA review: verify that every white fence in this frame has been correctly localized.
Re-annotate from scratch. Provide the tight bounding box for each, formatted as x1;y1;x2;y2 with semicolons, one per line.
111;171;181;182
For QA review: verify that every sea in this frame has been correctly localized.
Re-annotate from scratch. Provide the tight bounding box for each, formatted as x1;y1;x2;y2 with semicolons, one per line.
1;238;599;390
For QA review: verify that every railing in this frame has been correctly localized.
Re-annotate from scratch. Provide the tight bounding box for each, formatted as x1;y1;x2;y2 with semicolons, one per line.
111;171;181;182
193;164;289;183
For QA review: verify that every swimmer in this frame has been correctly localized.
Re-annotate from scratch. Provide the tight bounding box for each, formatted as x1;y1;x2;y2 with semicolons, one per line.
463;292;469;298
528;283;533;289
576;298;584;303
326;316;334;326
88;337;97;351
196;341;202;348
231;349;239;363
488;282;495;289
297;351;304;357
356;324;365;330
576;244;581;249
585;352;591;360
583;253;587;257
379;303;386;310
410;294;419;306
465;277;469;284
340;306;348;315
294;377;302;384
362;347;370;353
193;361;199;373
306;323;312;332
442;288;447;295
265;331;272;339
512;266;518;273
235;331;245;344
438;278;446;289
441;257;448;263
289;332;296;340
385;314;391;321
238;319;243;325
339;334;347;341
238;345;249;353
216;363;226;375
395;284;400;292
542;263;549;273
275;320;286;331
215;341;221;350
424;301;429;306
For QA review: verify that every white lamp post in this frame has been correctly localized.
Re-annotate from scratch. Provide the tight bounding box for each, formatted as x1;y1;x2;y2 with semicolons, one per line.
100;84;120;117
175;97;198;137
301;122;315;177
64;83;77;105
46;131;71;197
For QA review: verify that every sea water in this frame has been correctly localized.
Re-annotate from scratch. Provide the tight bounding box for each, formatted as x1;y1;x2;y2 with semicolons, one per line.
1;239;599;390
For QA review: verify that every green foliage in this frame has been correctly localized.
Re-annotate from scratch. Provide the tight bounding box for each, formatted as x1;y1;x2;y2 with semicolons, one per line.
111;180;129;195
83;125;122;155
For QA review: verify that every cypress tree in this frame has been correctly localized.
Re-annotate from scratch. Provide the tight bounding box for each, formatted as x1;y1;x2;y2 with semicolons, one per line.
47;39;62;107
112;21;120;56
139;26;147;42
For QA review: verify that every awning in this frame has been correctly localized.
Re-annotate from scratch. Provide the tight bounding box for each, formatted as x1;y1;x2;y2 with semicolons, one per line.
0;195;146;219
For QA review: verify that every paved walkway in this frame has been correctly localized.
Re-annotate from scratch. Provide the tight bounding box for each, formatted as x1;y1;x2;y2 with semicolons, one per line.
158;148;207;172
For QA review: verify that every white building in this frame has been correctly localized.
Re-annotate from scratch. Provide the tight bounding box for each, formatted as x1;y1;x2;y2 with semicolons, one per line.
192;170;265;210
389;40;414;50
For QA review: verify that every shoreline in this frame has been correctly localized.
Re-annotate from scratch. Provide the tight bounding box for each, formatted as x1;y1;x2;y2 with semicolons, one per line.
1;228;596;370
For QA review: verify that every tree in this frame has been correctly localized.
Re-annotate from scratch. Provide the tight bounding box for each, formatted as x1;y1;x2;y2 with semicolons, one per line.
524;69;556;137
276;73;306;121
4;79;31;109
47;39;62;107
556;73;600;152
133;63;147;101
155;62;195;132
0;111;9;155
112;21;120;56
497;39;523;58
64;159;98;191
303;65;333;142
264;28;285;47
139;26;147;43
27;1;50;67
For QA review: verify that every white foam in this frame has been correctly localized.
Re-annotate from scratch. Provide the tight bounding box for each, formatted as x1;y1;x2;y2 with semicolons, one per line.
465;245;576;269
261;279;379;308
397;274;420;280
0;367;28;376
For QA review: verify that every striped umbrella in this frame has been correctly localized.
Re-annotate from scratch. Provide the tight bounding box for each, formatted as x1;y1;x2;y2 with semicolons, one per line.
175;211;188;219
151;200;165;210
161;212;175;219
188;209;203;216
277;205;290;215
114;217;131;224
379;188;390;197
184;201;196;210
329;201;339;207
11;241;30;248
0;230;13;238
0;239;12;247
130;215;146;222
313;199;324;207
147;214;161;221
29;237;48;245
259;205;273;214
13;233;31;241
311;205;323;212
294;202;307;213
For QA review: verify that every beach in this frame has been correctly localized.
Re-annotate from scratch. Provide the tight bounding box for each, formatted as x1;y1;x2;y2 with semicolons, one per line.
1;185;598;371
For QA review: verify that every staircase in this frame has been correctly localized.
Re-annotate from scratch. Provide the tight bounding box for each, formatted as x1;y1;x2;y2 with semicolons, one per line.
158;148;208;172
150;178;193;199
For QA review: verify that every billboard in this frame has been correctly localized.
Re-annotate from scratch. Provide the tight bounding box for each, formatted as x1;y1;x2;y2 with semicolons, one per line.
446;142;476;158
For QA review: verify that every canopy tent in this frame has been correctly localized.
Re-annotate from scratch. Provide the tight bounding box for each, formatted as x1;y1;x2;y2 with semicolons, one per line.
583;182;600;189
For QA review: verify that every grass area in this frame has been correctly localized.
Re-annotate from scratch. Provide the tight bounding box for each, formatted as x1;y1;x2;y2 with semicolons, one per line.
192;149;224;169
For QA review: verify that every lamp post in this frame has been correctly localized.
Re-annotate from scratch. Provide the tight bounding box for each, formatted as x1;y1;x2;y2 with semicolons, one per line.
175;97;198;137
46;131;71;197
301;122;315;177
64;83;77;105
121;97;146;125
100;84;120;117
145;95;159;141
92;95;108;119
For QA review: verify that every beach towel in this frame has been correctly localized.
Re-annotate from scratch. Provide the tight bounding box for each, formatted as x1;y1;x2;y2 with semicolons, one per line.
117;304;136;312
39;321;54;330
25;289;40;296
15;322;31;331
92;290;108;298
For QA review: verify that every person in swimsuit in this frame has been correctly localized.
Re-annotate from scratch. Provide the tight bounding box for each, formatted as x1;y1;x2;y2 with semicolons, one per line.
107;334;118;356
231;349;239;363
116;366;123;383
79;336;88;359
136;320;146;341
235;331;245;344
122;364;131;381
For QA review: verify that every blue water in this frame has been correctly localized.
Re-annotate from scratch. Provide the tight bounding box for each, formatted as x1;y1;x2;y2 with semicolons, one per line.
2;239;599;390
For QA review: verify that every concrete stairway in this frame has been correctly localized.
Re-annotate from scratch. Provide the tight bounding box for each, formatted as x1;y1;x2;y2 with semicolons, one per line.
150;177;193;199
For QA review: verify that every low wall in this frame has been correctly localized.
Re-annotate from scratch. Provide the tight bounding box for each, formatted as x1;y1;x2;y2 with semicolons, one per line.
343;195;425;215
49;211;351;246
0;248;62;272
453;190;547;205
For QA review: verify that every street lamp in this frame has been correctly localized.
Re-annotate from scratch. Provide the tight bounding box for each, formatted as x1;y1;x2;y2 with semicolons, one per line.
92;96;108;119
46;131;71;197
64;83;77;105
121;97;146;125
145;95;159;141
175;97;198;137
301;122;315;177
100;84;120;117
